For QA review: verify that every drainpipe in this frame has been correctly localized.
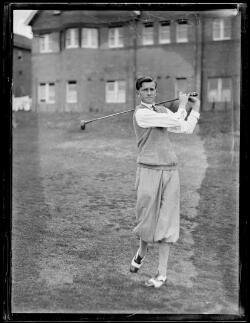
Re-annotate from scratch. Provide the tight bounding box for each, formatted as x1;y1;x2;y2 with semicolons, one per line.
200;14;205;112
195;13;204;112
133;11;140;108
194;14;200;103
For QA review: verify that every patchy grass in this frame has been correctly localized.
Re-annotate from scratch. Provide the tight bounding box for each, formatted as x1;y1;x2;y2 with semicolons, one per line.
12;109;240;315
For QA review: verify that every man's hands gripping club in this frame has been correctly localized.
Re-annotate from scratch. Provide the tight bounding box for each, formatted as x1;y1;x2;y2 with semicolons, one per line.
153;92;200;114
179;92;200;113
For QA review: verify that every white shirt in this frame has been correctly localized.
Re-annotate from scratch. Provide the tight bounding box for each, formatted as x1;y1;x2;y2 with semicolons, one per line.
135;101;200;134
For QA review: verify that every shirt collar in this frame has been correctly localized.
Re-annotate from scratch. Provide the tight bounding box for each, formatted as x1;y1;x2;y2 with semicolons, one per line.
140;101;155;110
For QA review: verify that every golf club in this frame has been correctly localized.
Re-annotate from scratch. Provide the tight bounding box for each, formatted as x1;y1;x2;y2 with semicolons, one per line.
80;92;198;130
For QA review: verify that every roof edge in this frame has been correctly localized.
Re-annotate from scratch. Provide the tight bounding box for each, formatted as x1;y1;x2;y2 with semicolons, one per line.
24;10;38;26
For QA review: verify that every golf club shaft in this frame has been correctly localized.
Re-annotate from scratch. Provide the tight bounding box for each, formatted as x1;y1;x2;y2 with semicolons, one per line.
84;109;135;125
82;97;181;125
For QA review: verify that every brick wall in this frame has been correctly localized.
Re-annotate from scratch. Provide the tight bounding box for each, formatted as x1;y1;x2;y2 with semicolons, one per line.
30;10;241;113
13;47;31;97
202;15;241;111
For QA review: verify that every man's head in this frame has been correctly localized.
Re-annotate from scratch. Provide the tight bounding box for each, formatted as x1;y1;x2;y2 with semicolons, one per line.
136;76;157;104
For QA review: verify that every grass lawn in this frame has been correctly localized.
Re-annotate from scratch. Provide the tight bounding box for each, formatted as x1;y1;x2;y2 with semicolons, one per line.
12;109;240;315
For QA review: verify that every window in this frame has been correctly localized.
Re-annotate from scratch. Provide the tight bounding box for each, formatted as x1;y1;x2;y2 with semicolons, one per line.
17;50;23;60
108;27;124;48
38;83;55;103
39;34;53;53
53;10;61;15
207;77;232;102
65;28;79;48
142;24;154;45
39;83;46;102
176;21;188;43
159;22;171;44
212;18;231;40
81;28;98;48
67;81;77;103
175;78;188;97
48;83;55;102
105;81;126;103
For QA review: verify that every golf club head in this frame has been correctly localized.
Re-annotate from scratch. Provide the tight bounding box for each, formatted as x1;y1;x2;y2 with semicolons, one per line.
80;120;86;130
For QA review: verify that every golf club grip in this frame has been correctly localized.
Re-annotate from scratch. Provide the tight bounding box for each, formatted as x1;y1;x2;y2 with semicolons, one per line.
156;92;198;106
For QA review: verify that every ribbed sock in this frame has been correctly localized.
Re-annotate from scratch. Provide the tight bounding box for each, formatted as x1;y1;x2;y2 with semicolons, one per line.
138;239;148;259
157;242;170;277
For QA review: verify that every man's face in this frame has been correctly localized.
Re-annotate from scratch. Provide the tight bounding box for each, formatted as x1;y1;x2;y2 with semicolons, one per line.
138;81;156;104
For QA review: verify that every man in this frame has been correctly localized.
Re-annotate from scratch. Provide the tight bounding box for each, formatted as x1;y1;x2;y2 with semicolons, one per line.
130;76;200;288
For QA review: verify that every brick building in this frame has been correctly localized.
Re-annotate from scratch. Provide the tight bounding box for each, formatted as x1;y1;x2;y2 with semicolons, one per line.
26;9;241;112
13;33;32;97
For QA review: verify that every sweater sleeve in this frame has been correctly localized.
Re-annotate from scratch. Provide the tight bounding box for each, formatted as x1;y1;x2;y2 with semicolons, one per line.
135;108;200;134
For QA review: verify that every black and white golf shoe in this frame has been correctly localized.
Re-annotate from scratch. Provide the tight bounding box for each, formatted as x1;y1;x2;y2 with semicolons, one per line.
129;249;145;273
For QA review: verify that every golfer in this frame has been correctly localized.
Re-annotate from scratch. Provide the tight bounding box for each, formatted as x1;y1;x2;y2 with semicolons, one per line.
130;76;200;288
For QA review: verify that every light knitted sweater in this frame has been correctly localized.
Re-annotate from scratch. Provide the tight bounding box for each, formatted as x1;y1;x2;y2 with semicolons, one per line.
133;105;179;169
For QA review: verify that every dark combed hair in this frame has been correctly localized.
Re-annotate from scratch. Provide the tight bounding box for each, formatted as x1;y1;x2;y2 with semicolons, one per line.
136;76;157;91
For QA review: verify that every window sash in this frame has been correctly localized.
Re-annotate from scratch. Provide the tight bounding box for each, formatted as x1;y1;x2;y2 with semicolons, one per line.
207;78;231;102
48;83;55;102
38;83;55;103
176;23;188;42
40;36;45;52
17;50;23;59
38;83;46;102
106;82;116;102
116;29;124;47
213;18;231;40
223;18;231;39
108;28;116;47
159;24;170;44
175;78;188;97
117;81;126;102
108;28;124;48
212;19;221;40
81;28;98;48
142;25;154;45
67;81;77;103
106;81;126;103
66;28;79;48
40;34;53;52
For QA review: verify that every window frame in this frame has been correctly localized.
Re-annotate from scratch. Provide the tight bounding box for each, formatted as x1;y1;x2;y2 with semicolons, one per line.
142;23;154;45
207;77;232;102
38;83;46;102
108;27;124;48
212;18;231;41
66;81;78;103
105;80;126;103
159;22;171;44
39;34;53;53
81;27;98;48
17;50;23;60
38;82;55;103
175;77;188;97
48;82;56;103
65;28;79;49
176;21;188;43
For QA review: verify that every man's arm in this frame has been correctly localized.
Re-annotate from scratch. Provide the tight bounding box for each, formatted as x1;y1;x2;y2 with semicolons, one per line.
135;95;200;134
168;95;200;133
153;92;196;124
167;110;199;133
154;105;187;120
